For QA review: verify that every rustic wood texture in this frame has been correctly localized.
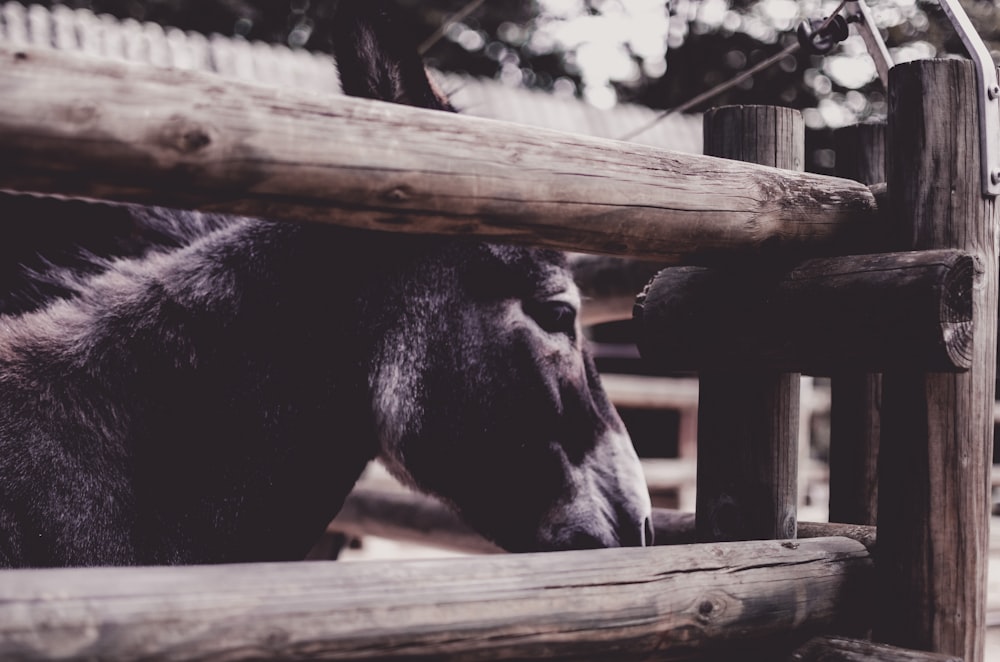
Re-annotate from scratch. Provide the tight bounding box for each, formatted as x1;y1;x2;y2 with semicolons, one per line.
695;106;802;543
828;123;885;527
0;538;871;661
634;249;973;374
788;635;962;662
0;45;882;262
875;60;999;662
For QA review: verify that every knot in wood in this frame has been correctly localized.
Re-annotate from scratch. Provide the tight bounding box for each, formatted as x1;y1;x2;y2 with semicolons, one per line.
693;592;728;624
383;186;412;203
157;117;213;155
63;103;99;127
179;128;212;152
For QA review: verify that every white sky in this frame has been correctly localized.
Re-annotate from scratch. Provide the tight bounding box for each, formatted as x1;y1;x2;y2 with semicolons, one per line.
535;0;671;108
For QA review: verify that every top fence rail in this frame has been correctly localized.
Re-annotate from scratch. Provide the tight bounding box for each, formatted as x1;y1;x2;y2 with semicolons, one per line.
0;43;880;262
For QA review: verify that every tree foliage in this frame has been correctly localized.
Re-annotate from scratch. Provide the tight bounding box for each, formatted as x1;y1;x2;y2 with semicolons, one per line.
30;0;1000;135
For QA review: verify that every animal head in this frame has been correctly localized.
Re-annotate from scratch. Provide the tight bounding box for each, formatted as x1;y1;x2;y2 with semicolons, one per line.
335;0;652;551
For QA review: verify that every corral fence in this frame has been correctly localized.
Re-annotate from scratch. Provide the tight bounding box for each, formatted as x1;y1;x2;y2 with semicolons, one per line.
0;4;995;662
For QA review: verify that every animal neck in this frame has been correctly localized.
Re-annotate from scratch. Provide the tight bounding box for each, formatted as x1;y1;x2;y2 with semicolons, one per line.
14;219;393;562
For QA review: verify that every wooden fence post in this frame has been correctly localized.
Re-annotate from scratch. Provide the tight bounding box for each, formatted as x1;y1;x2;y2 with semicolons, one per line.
876;60;999;662
696;106;802;541
829;122;886;526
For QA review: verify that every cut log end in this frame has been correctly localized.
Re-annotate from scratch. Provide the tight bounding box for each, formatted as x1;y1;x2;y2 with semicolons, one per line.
941;253;974;369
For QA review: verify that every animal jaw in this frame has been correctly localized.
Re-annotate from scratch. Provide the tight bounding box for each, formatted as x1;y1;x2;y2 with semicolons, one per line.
365;242;652;552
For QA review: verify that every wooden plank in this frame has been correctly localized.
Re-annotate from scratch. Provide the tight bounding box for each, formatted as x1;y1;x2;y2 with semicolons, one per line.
0;45;882;262
695;106;801;542
876;59;999;662
634;249;974;374
828;123;885;526
789;636;961;661
0;538;872;661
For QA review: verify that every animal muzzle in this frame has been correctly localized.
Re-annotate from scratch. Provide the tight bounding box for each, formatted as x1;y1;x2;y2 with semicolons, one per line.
622;513;655;548
550;505;653;550
542;427;654;551
609;498;655;548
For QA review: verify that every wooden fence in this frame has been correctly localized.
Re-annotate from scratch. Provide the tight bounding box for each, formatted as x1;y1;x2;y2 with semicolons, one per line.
0;23;996;662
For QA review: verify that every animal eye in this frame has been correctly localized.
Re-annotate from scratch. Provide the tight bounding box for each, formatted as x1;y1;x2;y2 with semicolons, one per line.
525;300;577;337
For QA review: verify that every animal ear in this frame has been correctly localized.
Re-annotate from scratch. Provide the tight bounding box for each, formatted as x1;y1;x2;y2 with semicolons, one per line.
332;0;455;112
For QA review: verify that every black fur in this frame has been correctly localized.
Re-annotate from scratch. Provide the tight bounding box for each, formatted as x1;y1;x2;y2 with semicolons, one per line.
0;0;651;567
0;192;231;316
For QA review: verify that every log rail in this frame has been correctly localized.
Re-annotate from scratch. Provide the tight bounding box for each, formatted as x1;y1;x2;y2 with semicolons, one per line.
0;537;871;661
0;32;993;662
0;44;882;263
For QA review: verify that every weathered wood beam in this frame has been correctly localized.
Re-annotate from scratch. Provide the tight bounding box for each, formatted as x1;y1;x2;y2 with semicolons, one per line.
829;122;886;527
694;106;801;544
634;249;974;375
0;45;881;263
0;538;872;661
788;636;962;662
876;59;998;662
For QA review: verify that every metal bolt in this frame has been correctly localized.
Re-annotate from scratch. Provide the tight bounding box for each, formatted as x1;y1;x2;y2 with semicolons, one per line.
990;85;1000;100
991;168;1000;185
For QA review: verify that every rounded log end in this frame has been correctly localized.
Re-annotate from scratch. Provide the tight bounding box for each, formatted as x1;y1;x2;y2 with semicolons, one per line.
941;253;974;370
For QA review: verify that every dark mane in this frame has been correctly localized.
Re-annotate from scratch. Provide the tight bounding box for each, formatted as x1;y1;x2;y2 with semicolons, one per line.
0;191;235;315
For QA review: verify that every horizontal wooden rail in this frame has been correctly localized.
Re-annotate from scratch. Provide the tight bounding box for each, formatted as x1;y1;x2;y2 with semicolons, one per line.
0;45;882;262
635;250;973;374
0;538;871;661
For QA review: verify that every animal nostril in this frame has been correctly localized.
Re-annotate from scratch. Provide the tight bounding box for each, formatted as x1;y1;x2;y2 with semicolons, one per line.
617;515;652;548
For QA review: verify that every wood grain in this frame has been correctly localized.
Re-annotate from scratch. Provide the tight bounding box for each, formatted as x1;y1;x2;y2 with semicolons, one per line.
828;123;885;526
876;60;999;662
634;249;974;374
695;106;802;543
0;45;881;262
0;538;871;661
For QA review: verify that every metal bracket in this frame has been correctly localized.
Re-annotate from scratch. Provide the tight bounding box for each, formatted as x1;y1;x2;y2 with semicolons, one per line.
845;0;893;90
938;0;1000;197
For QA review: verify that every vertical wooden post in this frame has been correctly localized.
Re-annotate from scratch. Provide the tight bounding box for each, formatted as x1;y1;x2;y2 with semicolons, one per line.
829;122;886;526
696;106;802;541
877;60;998;662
